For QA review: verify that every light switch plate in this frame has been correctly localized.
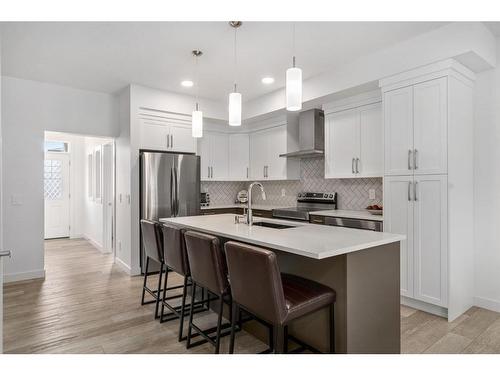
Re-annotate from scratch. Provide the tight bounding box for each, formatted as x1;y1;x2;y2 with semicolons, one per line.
369;189;376;200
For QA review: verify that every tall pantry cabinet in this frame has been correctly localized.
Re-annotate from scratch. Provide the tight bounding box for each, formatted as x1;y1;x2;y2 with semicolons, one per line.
380;59;475;321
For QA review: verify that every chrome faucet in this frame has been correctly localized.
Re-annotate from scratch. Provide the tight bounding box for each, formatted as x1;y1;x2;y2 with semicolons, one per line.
246;181;266;226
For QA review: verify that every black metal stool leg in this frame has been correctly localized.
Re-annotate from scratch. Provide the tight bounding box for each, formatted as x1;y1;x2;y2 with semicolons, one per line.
283;325;289;353
330;303;335;354
159;262;169;321
229;302;238;354
141;257;150;305
273;325;285;354
214;296;224;354
177;275;189;342
186;282;196;348
154;263;164;319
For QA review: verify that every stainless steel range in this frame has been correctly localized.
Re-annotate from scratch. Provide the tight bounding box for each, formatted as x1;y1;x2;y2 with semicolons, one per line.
272;192;337;221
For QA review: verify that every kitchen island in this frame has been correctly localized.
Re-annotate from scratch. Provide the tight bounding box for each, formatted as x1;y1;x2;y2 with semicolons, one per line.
160;214;404;353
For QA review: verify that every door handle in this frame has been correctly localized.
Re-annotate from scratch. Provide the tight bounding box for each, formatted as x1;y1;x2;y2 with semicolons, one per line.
414;149;418;170
408;149;412;170
414;181;418;201
356;158;360;174
408;181;411;201
352;158;355;174
0;250;11;258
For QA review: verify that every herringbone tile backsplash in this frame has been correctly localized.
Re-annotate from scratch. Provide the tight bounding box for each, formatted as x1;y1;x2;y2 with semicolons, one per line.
201;157;382;210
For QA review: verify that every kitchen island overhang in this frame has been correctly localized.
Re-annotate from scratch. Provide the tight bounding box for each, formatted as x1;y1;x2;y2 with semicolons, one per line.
160;214;405;353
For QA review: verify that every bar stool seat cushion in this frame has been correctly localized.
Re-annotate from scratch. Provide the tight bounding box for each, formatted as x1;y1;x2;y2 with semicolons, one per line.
282;273;336;324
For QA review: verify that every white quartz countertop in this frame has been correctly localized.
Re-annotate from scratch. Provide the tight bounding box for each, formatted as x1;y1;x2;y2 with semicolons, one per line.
201;204;279;211
160;214;403;260
309;209;384;222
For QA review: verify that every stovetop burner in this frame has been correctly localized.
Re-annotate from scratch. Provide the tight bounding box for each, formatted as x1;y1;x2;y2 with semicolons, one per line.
272;192;337;221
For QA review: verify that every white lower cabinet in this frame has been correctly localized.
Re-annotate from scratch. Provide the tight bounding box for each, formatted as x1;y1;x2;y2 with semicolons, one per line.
384;174;448;307
139;120;196;153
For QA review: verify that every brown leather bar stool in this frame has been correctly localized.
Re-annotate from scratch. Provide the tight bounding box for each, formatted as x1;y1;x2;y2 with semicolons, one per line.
224;241;336;354
159;223;208;341
183;230;234;354
140;219;165;319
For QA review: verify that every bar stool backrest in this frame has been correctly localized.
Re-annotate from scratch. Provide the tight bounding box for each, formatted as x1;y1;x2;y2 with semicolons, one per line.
140;219;164;264
184;231;229;295
224;241;287;325
161;223;190;276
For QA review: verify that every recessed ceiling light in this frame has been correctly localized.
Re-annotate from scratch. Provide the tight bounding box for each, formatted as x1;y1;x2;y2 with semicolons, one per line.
181;80;194;87
261;77;275;84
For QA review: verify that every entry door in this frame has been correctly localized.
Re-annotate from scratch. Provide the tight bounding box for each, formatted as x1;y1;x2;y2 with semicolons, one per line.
102;143;114;253
44;153;70;239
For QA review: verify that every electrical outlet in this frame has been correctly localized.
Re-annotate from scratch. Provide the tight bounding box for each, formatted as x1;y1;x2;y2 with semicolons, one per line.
369;189;376;200
281;188;286;197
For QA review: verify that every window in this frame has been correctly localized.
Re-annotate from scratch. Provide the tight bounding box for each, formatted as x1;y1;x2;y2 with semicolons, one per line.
44;159;63;200
45;140;68;153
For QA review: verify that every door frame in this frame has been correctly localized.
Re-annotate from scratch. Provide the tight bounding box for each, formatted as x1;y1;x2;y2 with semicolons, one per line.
102;142;115;255
44;151;71;240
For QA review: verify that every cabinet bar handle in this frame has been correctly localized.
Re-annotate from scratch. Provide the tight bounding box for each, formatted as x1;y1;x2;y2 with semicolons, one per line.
356;158;360;174
408;149;412;170
207;167;210;178
246;167;249;179
414;181;418;201
171;134;174;148
408;181;412;201
211;166;213;179
167;134;170;148
352;158;355;174
414;149;418;170
0;250;11;258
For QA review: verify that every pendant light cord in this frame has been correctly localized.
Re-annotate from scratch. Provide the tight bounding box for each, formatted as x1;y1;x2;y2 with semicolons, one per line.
233;26;238;92
195;51;199;110
292;22;296;68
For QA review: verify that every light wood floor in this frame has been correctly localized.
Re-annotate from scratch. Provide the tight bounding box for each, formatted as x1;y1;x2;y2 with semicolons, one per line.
3;238;500;354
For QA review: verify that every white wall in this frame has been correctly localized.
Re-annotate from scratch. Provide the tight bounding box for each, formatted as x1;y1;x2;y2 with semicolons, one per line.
473;37;500;312
1;77;118;281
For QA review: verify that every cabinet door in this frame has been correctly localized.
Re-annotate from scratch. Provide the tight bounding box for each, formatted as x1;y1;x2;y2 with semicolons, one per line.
210;132;229;180
384;176;414;298
413;174;448;307
325;109;359;178
249;130;267;179
139;121;169;151
198;135;211;180
170;124;196;153
413;77;447;175
266;126;288;180
359;103;383;177
229;133;250;180
384;86;413;176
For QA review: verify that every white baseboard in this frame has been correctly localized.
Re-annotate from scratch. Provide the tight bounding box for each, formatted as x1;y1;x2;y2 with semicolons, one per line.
401;296;448;318
114;257;131;274
83;235;108;253
474;296;500;313
4;269;46;283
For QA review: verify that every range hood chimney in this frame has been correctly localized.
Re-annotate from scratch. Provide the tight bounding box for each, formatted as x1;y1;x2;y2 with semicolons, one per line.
279;108;325;158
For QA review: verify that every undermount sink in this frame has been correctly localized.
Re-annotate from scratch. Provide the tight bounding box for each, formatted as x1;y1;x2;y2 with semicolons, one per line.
252;221;297;229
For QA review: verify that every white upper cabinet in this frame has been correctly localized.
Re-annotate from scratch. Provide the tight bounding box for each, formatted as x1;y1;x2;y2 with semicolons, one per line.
384;86;414;176
139;120;196;153
229;133;250;180
413;78;447;175
325;102;382;179
198;131;229;181
383;77;447;176
249;125;299;181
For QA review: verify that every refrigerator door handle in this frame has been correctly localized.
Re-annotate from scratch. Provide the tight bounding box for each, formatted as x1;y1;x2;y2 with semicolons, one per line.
174;166;179;216
170;168;174;216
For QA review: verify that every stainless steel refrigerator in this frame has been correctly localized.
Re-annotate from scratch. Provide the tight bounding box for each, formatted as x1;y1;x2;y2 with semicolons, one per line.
140;151;200;273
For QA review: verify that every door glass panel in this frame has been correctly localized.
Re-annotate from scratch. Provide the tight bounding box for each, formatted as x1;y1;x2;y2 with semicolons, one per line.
44;160;63;200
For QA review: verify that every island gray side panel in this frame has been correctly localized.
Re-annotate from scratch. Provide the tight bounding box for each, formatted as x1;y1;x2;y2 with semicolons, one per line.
346;242;401;353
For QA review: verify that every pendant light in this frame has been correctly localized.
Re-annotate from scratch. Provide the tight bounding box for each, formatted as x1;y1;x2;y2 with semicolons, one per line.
286;23;302;111
228;21;242;126
191;49;203;138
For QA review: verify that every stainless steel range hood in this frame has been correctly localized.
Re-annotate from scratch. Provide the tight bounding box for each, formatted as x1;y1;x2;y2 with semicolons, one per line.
279;108;325;158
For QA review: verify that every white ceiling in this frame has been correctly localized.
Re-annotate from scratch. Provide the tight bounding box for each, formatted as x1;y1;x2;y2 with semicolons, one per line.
0;22;450;101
